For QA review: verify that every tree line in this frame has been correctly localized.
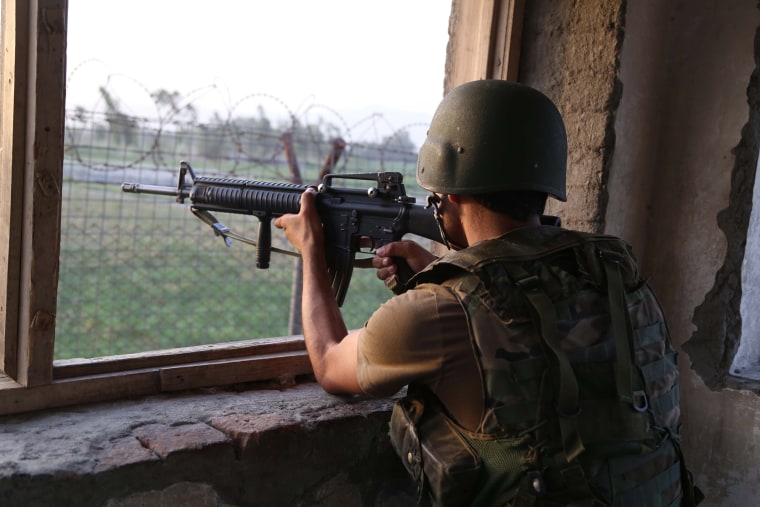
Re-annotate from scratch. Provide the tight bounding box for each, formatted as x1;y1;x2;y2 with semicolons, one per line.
67;87;419;168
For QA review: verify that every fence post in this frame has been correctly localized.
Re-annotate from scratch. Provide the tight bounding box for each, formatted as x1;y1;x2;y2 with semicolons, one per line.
280;132;304;335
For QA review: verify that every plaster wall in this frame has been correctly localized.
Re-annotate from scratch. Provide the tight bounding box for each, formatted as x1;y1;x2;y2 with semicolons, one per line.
607;1;760;505
609;0;756;352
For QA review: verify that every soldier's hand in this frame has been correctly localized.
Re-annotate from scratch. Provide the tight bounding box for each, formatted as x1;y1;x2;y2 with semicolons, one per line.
274;188;325;259
372;240;437;285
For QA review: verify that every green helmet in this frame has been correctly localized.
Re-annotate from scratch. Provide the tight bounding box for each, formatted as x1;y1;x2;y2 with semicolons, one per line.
417;80;567;201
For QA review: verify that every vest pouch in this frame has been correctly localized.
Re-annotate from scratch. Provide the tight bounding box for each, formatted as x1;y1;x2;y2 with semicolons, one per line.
390;395;483;506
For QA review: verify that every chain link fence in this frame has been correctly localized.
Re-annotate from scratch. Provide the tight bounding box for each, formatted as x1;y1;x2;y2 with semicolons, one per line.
57;103;428;359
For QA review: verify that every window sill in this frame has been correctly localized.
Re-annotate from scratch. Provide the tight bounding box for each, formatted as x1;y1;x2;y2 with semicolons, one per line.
0;336;312;416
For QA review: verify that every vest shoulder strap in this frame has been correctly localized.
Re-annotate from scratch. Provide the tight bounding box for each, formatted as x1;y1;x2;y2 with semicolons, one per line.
412;226;639;288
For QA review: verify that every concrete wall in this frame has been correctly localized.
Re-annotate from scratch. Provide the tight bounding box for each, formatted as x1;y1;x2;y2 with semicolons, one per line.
519;0;626;234
612;2;760;505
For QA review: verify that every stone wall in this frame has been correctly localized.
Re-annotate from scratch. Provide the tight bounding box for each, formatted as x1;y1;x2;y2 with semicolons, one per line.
0;384;414;506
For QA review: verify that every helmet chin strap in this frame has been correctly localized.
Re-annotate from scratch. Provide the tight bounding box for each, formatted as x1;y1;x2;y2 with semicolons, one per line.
425;193;467;251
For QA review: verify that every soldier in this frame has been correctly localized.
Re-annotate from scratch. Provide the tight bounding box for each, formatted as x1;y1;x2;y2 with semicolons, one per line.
275;79;701;506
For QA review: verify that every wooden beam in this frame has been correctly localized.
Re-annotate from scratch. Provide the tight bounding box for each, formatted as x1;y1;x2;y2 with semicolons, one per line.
489;0;525;81
0;348;314;416
0;0;31;380
2;335;315;415
15;0;68;387
53;336;308;379
444;0;526;91
0;370;160;415
446;0;496;90
159;351;312;391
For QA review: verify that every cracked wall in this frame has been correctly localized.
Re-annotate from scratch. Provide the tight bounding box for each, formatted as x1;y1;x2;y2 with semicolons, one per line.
605;1;760;505
685;27;760;389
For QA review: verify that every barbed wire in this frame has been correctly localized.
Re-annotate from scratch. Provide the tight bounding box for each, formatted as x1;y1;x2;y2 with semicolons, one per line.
58;68;431;359
65;63;428;179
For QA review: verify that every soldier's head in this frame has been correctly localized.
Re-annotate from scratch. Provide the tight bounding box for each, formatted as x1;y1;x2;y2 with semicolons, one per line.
417;80;567;221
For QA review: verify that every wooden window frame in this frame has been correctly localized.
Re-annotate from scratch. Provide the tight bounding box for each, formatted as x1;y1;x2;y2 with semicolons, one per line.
0;0;311;416
0;0;523;416
445;0;525;91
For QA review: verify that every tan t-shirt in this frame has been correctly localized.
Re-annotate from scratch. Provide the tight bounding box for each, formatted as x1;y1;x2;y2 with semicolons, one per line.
356;283;484;431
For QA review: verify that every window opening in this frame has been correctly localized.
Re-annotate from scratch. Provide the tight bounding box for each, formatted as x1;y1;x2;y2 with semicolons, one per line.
731;155;760;380
58;0;450;359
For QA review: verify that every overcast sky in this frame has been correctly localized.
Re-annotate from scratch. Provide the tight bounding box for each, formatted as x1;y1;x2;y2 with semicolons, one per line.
65;1;451;145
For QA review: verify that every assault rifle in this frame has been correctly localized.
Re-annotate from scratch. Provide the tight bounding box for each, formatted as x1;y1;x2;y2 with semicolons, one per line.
121;161;443;306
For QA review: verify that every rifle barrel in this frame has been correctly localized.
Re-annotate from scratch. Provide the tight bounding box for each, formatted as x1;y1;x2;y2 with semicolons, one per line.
121;182;180;197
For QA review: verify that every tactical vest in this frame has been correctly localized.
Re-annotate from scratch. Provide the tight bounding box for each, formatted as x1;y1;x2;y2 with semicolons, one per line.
389;226;702;507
